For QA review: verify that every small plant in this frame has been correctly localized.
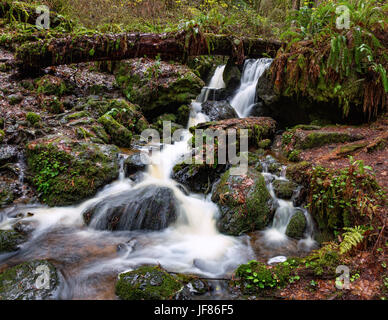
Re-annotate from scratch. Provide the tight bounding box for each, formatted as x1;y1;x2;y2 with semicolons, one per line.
339;226;366;254
26;112;41;125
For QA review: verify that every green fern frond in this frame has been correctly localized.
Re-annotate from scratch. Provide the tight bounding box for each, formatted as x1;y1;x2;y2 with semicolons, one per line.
339;226;366;254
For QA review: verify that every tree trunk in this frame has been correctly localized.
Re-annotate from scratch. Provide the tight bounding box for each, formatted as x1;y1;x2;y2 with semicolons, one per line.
15;31;282;72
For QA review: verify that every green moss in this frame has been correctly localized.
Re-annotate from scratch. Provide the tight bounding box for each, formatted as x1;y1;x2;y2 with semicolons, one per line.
235;260;294;293
286;161;311;185
0;129;4;143
115;266;182;300
76;127;94;139
98;114;132;148
213;170;273;235
286;211;307;239
258;139;272;149
26;112;41;125
272;180;297;200
91;125;110;144
40;97;64;114
36;75;68;96
0;230;25;252
64;111;90;121
287;149;301;162
296;132;357;149
26;140;119;206
337;142;367;155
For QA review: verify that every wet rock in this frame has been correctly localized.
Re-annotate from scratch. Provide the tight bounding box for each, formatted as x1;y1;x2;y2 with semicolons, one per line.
192;117;277;149
7;94;23;105
223;58;242;95
286;210;307;239
212;168;275;236
0;145;18;166
114;58;204;118
201;100;238;121
123;153;146;176
293;131;362;150
83;185;178;231
172;162;228;194
115;266;183;300
0;260;60;300
272;180;297;200
26;136;120;206
0;230;26;252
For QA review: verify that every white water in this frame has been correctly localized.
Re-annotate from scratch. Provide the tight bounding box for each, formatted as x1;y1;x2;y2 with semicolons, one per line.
230;58;272;118
0;64;316;299
196;65;226;103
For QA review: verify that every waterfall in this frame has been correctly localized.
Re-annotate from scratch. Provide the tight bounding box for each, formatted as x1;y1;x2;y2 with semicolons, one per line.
230;58;272;118
196;65;226;103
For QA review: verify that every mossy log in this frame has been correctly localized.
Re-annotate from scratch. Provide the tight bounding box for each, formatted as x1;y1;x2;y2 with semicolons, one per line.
15;32;282;71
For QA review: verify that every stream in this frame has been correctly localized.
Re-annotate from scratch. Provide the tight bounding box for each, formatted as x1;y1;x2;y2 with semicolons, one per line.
0;59;317;299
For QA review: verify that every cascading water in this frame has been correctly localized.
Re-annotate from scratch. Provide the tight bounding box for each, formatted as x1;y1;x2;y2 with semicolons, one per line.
197;65;225;103
0;64;316;299
230;58;272;118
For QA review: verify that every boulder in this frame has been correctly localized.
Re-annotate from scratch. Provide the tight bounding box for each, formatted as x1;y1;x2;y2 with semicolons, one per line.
212;169;275;236
272;180;297;200
201;100;238;121
123;153;147;176
114;58;204;118
0;260;60;300
286;210;307;239
0;145;18;166
26;136;120;206
0;230;26;252
83;185;178;231
115;266;182;300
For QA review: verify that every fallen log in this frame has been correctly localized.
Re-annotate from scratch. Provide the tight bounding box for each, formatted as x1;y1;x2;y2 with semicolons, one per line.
15;31;282;71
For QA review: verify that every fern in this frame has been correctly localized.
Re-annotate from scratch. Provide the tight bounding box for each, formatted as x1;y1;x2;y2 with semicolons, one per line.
339;226;366;254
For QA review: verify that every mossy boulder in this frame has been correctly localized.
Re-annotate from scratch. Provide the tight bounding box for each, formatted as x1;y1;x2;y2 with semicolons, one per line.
295;131;361;149
0;230;26;252
114;58;204;118
285;210;307;239
285;161;312;185
272;180;297;200
212;169;274;236
98;114;132;148
35;75;69;96
0;260;60;300
26;136;120;206
26;112;41;126
172;162;228;194
115;266;182;300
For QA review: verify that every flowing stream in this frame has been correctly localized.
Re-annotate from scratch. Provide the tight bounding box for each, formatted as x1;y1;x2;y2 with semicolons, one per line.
230;58;273;118
0;61;316;299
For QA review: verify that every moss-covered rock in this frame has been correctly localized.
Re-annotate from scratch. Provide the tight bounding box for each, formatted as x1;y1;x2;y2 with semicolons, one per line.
0;260;60;300
272;180;297;200
0;230;26;252
40;96;64;114
98;114;132;148
295;131;361;149
26;136;120;206
115;266;182;300
285;161;312;185
286;210;307;239
212;169;274;235
35;75;69;96
26;112;41;126
0;129;5;143
114;58;204;118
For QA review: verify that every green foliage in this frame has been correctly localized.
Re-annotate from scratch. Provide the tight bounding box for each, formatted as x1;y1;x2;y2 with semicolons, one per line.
235;259;295;292
307;157;385;236
339;225;366;254
26;112;41;125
